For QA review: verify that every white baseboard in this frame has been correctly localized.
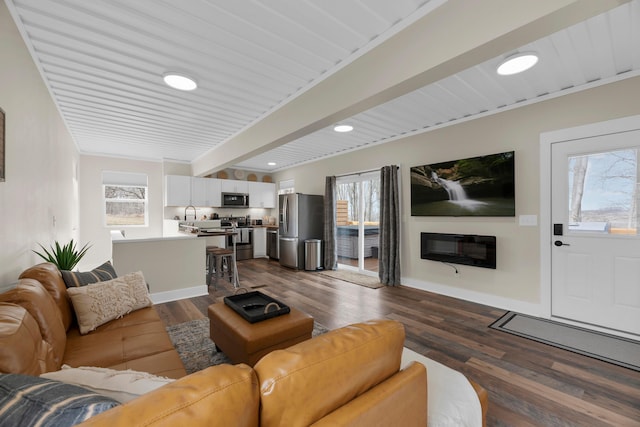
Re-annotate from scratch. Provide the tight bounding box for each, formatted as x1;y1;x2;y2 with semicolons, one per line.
401;277;542;317
150;285;208;305
398;277;640;340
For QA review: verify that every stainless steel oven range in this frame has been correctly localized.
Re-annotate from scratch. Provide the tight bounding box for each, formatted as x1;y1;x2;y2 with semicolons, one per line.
220;217;253;260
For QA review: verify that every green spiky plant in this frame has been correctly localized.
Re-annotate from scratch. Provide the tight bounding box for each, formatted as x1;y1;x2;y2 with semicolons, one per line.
33;239;91;271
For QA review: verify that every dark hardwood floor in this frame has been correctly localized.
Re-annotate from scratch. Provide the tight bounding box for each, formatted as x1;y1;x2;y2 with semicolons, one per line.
155;258;640;427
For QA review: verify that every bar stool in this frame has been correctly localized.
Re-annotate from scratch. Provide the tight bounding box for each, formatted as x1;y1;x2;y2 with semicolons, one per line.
205;245;218;276
206;246;219;287
207;247;234;288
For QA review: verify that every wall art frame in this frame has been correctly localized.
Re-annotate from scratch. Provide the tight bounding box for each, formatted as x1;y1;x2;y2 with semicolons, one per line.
0;108;4;182
410;151;515;217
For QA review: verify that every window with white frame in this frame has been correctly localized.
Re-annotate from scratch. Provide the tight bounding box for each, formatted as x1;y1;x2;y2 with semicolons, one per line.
103;171;148;227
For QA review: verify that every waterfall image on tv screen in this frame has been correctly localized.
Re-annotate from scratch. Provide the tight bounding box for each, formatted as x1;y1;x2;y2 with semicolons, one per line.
410;151;515;216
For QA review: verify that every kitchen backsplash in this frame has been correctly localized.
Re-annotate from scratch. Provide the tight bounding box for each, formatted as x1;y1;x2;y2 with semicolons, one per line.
164;206;274;222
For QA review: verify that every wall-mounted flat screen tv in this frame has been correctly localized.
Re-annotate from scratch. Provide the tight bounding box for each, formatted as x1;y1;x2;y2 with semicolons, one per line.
421;232;496;269
410;151;515;216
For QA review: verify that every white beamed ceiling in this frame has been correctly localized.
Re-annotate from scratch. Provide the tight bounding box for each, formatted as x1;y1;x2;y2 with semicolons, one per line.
5;0;640;173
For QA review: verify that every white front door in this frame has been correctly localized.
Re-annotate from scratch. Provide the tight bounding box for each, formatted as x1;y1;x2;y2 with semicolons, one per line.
550;129;640;336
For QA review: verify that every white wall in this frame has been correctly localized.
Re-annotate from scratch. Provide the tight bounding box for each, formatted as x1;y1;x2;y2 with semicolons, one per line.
273;76;640;312
0;2;79;286
79;155;165;269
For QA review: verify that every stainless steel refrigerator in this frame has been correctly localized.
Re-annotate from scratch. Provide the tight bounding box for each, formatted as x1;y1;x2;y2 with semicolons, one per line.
279;193;324;269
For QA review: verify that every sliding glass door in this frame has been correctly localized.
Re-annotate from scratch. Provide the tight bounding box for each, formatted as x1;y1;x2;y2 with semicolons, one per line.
336;172;380;274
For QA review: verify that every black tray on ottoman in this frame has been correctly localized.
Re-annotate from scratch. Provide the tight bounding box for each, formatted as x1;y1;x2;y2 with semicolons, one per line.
224;291;290;323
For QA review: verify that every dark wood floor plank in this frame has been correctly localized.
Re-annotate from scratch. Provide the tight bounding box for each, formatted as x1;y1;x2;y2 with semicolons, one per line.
551;361;640;400
468;357;638;426
156;259;640;427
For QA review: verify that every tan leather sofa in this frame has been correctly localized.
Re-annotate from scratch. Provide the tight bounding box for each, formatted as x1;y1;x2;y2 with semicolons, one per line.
0;262;186;378
80;319;428;427
0;262;486;425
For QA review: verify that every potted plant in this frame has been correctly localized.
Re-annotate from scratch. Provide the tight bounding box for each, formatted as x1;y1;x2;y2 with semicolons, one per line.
33;239;91;271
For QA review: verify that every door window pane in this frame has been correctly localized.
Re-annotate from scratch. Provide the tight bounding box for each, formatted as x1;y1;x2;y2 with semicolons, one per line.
568;148;638;235
336;174;380;272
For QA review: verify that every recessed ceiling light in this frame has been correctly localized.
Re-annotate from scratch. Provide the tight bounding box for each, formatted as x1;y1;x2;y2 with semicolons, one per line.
267;162;276;166
334;124;354;133
496;52;539;76
163;73;198;91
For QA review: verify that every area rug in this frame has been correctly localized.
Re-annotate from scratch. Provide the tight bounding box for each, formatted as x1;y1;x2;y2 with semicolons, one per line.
166;318;329;374
318;270;384;289
490;311;640;372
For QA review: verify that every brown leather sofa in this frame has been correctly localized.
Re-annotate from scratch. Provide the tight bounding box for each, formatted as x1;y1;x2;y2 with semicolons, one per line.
0;262;186;378
79;319;428;427
0;262;486;425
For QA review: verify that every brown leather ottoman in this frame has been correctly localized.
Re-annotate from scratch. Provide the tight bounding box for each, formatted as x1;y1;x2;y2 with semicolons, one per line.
208;302;314;366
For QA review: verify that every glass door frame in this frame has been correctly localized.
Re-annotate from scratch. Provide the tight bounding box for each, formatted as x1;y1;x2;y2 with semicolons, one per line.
336;171;380;275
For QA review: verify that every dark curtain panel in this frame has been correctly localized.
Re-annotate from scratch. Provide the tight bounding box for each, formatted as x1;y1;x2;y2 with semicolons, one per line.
323;176;337;270
379;165;401;285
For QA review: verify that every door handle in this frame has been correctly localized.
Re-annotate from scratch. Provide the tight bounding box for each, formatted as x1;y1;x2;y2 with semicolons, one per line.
554;240;570;247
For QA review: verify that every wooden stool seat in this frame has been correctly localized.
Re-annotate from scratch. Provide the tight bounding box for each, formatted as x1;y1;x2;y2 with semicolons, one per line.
208;302;314;366
209;247;233;256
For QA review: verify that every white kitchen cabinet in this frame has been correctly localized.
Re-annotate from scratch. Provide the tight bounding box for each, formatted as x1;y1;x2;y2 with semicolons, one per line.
206;179;222;207
253;227;267;258
191;177;221;207
165;175;191;206
190;177;207;207
248;181;276;208
220;179;248;194
165;175;221;207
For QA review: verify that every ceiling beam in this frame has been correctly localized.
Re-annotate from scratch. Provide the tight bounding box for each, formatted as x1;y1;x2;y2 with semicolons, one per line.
192;0;629;176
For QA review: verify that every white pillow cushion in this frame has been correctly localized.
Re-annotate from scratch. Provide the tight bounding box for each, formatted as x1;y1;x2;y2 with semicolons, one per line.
67;277;133;334
41;365;174;403
119;271;153;311
67;271;152;334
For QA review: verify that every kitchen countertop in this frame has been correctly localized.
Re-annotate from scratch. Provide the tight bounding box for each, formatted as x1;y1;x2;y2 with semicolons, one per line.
195;229;238;237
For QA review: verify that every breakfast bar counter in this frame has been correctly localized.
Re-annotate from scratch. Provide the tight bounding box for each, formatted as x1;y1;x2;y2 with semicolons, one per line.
112;235;207;304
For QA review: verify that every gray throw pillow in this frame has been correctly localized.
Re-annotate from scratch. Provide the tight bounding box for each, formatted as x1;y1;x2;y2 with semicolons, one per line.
60;261;118;288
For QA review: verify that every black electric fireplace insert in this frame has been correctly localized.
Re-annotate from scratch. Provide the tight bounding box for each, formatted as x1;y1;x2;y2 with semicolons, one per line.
420;232;496;269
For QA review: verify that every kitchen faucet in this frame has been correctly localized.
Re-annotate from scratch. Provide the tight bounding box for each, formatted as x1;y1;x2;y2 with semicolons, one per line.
184;205;197;221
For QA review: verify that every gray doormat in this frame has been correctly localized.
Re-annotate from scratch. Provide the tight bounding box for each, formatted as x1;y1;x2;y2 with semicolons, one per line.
490;312;640;372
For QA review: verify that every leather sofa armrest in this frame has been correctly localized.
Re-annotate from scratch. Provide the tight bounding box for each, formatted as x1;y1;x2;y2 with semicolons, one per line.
78;364;260;427
255;319;406;427
0;303;52;375
312;361;427;427
19;263;74;331
0;279;66;369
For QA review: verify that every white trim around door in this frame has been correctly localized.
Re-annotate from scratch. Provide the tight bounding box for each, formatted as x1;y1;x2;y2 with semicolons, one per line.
540;114;640;341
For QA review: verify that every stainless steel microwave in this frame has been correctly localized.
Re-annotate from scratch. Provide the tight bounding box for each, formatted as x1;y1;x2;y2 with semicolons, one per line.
222;192;249;207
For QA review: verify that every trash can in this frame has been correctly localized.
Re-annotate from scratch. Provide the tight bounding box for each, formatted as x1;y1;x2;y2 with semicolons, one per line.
304;239;322;271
